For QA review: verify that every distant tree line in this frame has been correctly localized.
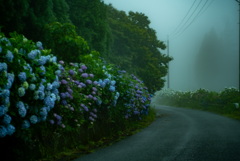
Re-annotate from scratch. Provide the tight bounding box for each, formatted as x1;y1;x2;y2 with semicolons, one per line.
0;0;172;93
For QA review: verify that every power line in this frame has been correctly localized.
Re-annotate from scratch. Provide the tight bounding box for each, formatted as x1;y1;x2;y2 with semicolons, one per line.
173;0;210;39
170;0;198;37
170;0;203;39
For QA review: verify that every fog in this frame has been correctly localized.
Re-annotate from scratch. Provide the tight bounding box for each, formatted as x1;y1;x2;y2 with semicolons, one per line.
103;0;239;92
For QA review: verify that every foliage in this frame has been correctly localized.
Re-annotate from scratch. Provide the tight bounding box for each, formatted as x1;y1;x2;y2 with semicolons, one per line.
43;22;90;63
155;88;240;120
0;32;153;160
106;5;172;93
0;32;60;138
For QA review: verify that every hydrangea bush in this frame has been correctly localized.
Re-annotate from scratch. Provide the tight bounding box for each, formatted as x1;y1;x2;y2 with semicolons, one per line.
0;33;60;137
0;33;152;139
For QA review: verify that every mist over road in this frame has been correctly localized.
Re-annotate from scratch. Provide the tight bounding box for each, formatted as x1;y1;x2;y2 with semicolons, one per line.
73;105;240;161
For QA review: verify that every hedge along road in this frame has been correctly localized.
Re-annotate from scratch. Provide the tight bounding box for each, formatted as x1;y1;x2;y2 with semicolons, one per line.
73;104;240;161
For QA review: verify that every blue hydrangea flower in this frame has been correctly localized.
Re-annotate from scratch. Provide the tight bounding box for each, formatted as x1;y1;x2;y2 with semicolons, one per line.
18;103;27;117
23;64;33;73
0;89;10;98
6;124;15;135
109;86;115;92
4;73;14;89
29;84;36;90
6;50;14;62
2;114;11;125
38;56;49;65
18;72;27;82
52;81;60;89
40;107;48;117
39;65;46;75
22;120;30;129
0;62;7;72
111;80;116;86
46;83;53;91
18;87;26;97
36;41;43;50
0;105;7;117
0;126;7;138
28;49;40;60
1;37;11;46
50;56;57;63
44;96;55;108
0;46;2;53
2;97;10;106
30;115;38;124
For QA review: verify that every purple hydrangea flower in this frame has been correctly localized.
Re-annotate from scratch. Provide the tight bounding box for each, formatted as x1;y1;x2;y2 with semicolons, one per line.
86;79;92;84
61;79;68;85
69;69;75;75
81;73;88;78
59;60;64;65
89;74;94;78
49;120;54;125
81;65;87;70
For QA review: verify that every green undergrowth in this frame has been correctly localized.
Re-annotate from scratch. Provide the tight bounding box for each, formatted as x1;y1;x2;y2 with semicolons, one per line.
39;107;156;161
155;88;240;121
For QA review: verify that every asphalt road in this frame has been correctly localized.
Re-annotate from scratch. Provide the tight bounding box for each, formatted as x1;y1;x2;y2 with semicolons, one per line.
73;105;240;161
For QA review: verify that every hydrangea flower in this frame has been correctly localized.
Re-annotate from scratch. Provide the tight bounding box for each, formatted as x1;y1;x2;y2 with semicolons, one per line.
38;56;49;65
2;114;11;125
18;104;27;117
109;86;115;92
22;120;30;129
81;65;87;70
44;96;55;108
39;107;48;117
27;49;40;60
0;46;2;53
36;41;43;50
86;79;92;84
81;73;88;78
30;115;38;124
18;72;27;82
6;50;14;62
18;87;26;97
6;124;15;135
29;84;36;90
0;105;7;117
0;62;7;72
39;65;46;75
0;126;7;138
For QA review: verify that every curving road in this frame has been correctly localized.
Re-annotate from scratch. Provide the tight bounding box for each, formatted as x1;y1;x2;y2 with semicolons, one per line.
73;105;240;161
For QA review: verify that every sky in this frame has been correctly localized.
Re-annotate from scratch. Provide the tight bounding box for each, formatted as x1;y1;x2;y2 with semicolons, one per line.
103;0;239;91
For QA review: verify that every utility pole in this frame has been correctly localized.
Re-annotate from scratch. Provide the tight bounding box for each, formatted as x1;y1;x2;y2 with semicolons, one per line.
236;0;240;90
167;37;170;88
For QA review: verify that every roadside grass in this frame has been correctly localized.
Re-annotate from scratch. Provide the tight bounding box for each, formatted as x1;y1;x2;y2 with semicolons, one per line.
38;107;156;161
168;101;240;121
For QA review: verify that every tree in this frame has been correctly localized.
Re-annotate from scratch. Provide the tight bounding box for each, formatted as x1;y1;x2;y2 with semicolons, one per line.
106;5;172;93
